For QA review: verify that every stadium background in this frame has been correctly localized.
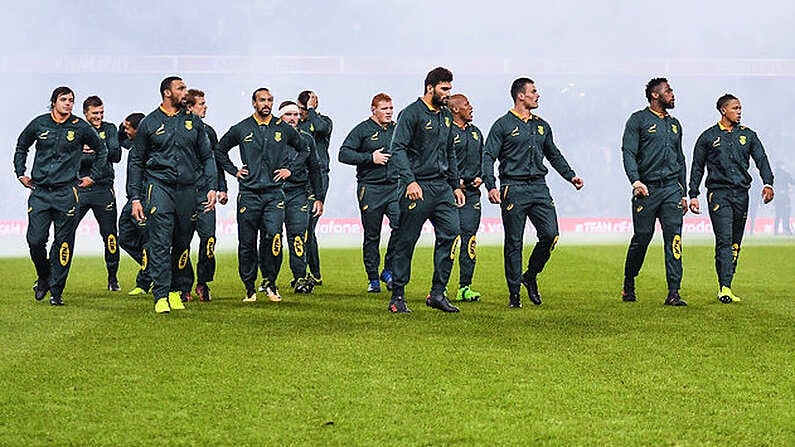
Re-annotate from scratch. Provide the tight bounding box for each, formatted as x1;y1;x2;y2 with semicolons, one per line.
2;0;793;256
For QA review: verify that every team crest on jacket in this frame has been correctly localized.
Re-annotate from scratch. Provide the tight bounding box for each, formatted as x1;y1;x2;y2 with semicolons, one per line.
370;131;379;141
185;120;193;130
444;117;451;128
712;137;721;147
424;120;433;130
739;135;747;145
38;130;49;140
671;124;678;134
274;132;282;142
453;134;461;144
243;132;253;142
472;131;479;140
537;125;544;135
99;131;106;139
510;126;520;137
66;130;75;141
648;124;657;133
309;123;315;132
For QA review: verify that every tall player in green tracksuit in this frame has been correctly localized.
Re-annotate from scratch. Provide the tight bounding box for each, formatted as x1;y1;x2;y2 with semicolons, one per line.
688;94;774;303
275;101;325;294
215;88;303;303
127;76;218;314
482;78;584;308
298;90;332;285
448;93;484;302
338;93;400;293
620;77;688;306
388;67;466;313
76;95;122;291
14;86;107;306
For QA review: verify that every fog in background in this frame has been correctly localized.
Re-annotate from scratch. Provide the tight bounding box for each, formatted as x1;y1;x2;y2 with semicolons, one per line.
2;0;794;255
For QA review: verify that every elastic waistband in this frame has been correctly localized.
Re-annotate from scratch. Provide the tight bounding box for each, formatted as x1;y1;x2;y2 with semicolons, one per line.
35;183;74;192
643;178;679;188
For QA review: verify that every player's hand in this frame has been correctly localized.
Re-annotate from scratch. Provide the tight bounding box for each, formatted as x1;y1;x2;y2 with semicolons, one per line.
312;200;324;217
131;200;145;223
78;176;95;188
488;188;501;204
571;176;584;190
632;180;649;198
689;198;700;214
82;144;95;154
236;165;249;179
372;148;390;165
273;169;291;181
681;197;688;215
217;191;228;205
204;190;217;212
18;176;33;189
405;181;423;201
762;186;775;204
471;177;483;188
453;188;465;208
308;92;318;109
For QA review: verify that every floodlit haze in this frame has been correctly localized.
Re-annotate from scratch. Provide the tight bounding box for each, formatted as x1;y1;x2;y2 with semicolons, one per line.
2;0;793;254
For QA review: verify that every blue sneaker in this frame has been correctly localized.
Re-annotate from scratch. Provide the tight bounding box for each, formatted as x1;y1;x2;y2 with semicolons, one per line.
368;279;381;293
380;270;394;291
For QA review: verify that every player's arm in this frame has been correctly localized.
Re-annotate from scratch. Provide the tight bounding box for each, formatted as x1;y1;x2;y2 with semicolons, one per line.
14;121;37;187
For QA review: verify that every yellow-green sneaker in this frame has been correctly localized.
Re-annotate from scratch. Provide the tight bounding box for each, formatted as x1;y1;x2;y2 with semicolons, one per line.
168;291;186;310
455;285;481;302
128;287;148;296
154;298;170;314
718;286;741;304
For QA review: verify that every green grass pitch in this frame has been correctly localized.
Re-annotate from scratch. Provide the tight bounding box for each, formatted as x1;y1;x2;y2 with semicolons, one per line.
1;242;793;446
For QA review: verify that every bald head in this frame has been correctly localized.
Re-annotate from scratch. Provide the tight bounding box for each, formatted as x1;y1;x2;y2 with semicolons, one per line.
448;93;473;125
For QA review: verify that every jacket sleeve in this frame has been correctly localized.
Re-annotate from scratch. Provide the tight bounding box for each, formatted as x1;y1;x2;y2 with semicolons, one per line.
13;120;37;177
482;120;503;191
749;131;774;187
338;126;372;166
541;126;576;181
389;109;416;185
688;131;708;198
621;114;641;184
307;137;326;201
196;122;217;194
215;126;241;177
127;120;148;201
284;126;304;174
444;116;461;190
105;124;122;163
85;124;108;181
676;121;687;192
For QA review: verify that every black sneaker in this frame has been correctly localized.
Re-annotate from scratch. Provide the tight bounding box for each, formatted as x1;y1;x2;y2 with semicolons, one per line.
521;271;542;305
107;278;121;292
664;291;687;306
181;290;193;303
425;294;460;313
49;295;64;306
257;279;268;293
307;274;323;286
621;287;636;302
196;283;211;302
388;296;411;313
508;293;522;308
294;277;314;294
33;281;49;301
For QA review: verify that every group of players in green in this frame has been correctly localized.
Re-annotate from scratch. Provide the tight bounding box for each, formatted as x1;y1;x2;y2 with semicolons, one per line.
14;67;775;313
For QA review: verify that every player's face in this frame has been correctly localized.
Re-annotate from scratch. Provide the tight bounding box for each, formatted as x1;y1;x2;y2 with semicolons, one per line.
53;93;74;116
371;100;393;125
722;99;742;125
84;104;104;128
520;83;540;110
190;96;207;118
459;99;473;122
298;103;308;120
253;91;274;117
430;82;452;107
165;80;188;108
655;82;675;109
123;120;137;139
282;110;300;127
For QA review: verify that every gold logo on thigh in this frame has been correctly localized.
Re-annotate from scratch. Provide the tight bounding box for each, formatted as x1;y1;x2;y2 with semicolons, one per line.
550;235;560;252
467;235;477;260
141;249;148;270
672;234;682;260
294;236;304;257
450;235;461;260
272;234;282;256
731;243;739;263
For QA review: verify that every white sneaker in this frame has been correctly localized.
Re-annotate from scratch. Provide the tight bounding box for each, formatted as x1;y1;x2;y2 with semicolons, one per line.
242;291;257;302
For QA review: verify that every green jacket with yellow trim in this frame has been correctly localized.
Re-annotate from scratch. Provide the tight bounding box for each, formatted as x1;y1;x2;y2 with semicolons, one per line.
15;113;107;188
621;107;686;189
338;118;398;185
482;111;575;191
215;114;303;191
452;122;483;186
127;107;216;201
688;122;774;197
285;129;325;202
298;108;333;171
79;121;120;186
390;98;459;190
